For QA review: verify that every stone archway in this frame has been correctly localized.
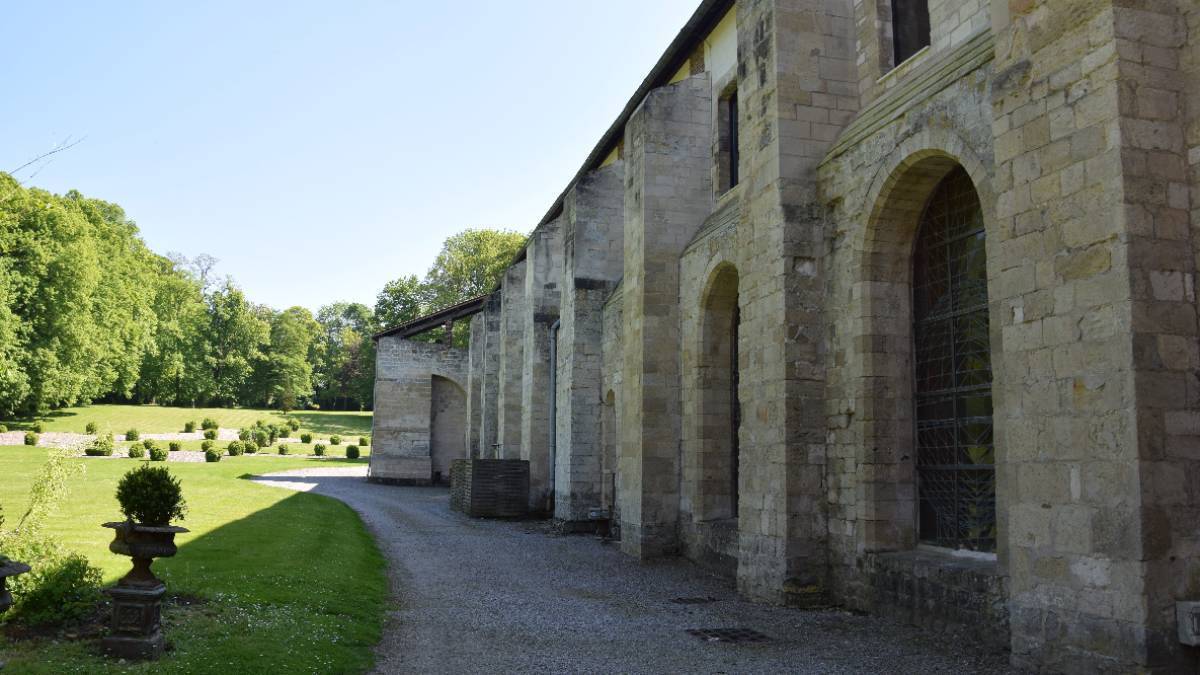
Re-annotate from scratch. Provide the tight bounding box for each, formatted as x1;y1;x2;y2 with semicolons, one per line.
696;263;741;522
851;145;998;554
430;375;467;485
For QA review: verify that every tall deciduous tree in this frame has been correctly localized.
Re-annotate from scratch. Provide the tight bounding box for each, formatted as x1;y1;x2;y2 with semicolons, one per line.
205;282;269;405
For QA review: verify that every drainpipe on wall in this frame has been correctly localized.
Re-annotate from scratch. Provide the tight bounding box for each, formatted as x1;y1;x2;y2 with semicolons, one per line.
548;319;560;516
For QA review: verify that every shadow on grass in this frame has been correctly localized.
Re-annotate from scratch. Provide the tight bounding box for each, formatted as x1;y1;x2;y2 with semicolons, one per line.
148;484;385;671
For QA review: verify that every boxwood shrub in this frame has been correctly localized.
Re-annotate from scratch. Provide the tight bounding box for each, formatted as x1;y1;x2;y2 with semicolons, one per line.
359;436;369;447
23;432;37;446
169;441;182;452
85;421;98;434
226;440;245;456
330;435;342;446
0;424;7;432
205;449;221;463
85;433;115;457
201;440;214;452
253;430;270;448
300;432;313;444
116;464;186;525
277;444;289;456
128;445;145;459
148;445;168;462
346;445;360;459
201;418;219;430
287;418;301;432
31;422;44;433
238;428;251;441
183;421;197;433
313;443;326;457
142;439;156;450
203;428;218;441
125;429;139;441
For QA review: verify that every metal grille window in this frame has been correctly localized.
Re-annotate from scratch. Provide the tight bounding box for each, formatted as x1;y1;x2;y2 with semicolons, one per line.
912;167;995;551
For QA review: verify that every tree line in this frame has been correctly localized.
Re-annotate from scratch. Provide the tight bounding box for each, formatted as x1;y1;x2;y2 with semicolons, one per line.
0;173;525;416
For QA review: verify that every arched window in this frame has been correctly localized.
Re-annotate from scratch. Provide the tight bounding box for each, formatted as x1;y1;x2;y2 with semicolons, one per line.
698;265;740;521
912;167;994;551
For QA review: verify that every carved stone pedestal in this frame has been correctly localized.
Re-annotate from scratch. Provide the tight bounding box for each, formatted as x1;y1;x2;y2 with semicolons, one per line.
102;583;166;660
0;558;32;614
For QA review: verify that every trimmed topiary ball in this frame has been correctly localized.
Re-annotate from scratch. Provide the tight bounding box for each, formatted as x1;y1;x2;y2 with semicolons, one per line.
128;445;145;459
169;441;182;452
300;432;313;444
346;445;360;460
226;440;245;456
287;418;301;432
142;438;156;450
359;436;369;447
23;432;38;446
125;429;139;442
330;435;342;446
201;418;218;430
85;421;98;434
201;440;214;452
203;428;218;441
254;430;270;448
149;445;168;462
205;449;221;463
277;444;289;455
31;422;44;434
0;424;7;433
313;443;326;457
184;421;197;433
116;464;186;526
85;433;115;457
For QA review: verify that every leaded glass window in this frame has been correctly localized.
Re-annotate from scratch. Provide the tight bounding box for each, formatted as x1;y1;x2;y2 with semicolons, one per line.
912;167;995;552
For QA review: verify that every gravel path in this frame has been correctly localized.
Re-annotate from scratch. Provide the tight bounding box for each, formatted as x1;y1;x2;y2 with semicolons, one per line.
252;468;1014;675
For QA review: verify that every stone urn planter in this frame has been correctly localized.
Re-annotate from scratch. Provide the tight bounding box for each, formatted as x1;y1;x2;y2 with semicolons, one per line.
101;521;189;659
0;556;31;614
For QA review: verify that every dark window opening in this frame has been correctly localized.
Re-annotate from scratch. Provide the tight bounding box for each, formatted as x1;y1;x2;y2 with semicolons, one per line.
913;167;994;552
891;0;930;66
718;89;739;193
728;92;739;188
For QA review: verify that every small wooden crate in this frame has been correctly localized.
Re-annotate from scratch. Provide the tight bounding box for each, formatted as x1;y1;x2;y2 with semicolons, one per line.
450;459;530;518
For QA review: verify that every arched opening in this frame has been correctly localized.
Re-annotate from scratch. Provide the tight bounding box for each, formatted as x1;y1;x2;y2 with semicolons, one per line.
430;375;467;485
698;264;741;521
601;389;617;513
912;166;994;551
853;149;996;554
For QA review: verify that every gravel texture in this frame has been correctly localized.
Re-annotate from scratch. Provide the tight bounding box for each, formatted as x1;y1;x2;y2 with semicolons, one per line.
252;468;1015;675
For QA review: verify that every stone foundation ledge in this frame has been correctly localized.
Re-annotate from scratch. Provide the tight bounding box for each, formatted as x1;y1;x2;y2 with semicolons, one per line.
858;547;1010;654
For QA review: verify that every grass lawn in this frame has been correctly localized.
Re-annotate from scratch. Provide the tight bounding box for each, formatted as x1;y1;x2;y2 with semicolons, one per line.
3;404;372;437
0;447;387;673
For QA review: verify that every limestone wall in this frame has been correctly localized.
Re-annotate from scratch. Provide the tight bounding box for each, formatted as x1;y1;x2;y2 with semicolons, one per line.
496;261;527;459
555;162;625;522
370;336;469;483
520;218;563;511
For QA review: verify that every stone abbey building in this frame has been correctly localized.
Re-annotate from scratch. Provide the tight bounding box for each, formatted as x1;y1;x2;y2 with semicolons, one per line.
369;0;1200;671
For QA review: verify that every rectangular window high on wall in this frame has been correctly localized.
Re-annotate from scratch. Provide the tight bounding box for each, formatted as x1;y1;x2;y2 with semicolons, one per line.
727;92;738;188
891;0;930;65
717;88;739;193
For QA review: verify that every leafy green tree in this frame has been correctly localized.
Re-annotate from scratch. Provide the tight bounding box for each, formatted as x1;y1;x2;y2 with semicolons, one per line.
135;256;211;405
265;307;321;411
423;229;526;310
374;275;428;331
204;282;269;405
314;303;376;410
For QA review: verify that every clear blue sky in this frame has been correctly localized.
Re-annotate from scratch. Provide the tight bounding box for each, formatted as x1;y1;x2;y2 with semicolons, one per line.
1;1;699;312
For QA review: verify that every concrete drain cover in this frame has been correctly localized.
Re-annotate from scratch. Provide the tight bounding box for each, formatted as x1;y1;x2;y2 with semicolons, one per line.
686;628;771;644
670;597;718;605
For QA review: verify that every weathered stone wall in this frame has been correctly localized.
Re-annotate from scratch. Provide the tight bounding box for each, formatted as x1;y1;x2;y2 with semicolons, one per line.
817;24;999;626
521;218;563;512
430;375;467;482
619;73;714;560
370;336;469;483
469;294;502;458
496;261;527;459
601;284;625;532
555;162;625;522
678;213;740;575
